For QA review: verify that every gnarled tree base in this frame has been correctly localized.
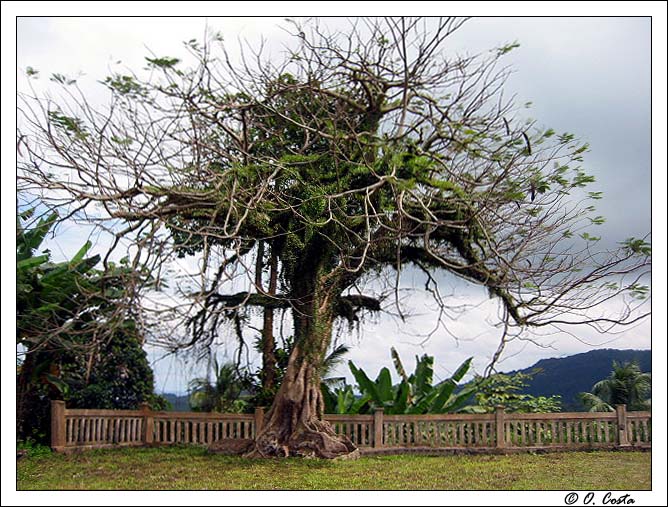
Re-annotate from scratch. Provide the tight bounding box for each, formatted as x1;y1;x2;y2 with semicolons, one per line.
242;308;359;460
243;354;359;459
245;418;359;459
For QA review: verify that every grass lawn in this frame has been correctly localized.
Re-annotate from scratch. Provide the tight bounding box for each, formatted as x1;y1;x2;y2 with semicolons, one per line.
17;446;651;490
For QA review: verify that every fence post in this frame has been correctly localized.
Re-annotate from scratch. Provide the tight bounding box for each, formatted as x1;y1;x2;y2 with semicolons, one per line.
616;404;629;447
495;405;506;450
373;408;384;448
140;402;154;445
50;400;66;452
254;406;265;438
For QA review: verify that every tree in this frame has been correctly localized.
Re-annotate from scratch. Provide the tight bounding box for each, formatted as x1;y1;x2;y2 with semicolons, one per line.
579;361;651;412
189;357;250;413
18;18;650;458
255;241;281;399
61;319;169;411
467;370;562;414
253;336;350;411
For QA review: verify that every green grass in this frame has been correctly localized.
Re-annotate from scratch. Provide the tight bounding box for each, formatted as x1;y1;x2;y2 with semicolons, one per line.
17;446;650;490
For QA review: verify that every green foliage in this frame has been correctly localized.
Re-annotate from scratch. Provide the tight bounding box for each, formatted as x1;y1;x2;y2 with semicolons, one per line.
102;74;148;99
580;232;600;242
248;335;293;409
16;207;166;441
496;41;520;56
189;357;250;413
16;209;100;349
621;238;651;256
579;361;651;412
331;348;477;414
61;320;168;410
250;335;350;411
110;135;134;146
47;111;88;139
145;56;180;68
578;392;613;413
50;73;77;85
465;370;562;414
627;283;649;300
333;352;563;415
323;383;369;414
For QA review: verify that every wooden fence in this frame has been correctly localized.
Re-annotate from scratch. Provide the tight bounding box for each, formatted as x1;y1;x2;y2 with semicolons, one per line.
50;401;651;453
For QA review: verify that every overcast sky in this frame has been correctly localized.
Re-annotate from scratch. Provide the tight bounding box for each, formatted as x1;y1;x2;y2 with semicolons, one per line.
14;16;655;393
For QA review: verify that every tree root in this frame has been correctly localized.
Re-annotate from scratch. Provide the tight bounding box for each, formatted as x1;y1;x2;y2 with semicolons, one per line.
244;419;359;460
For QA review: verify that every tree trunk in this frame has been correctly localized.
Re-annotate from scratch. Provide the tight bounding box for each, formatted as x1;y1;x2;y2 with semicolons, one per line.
260;242;278;392
16;350;36;439
17;348;61;442
245;268;358;459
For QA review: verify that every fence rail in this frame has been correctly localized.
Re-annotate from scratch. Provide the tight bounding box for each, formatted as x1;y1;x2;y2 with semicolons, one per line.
50;401;651;453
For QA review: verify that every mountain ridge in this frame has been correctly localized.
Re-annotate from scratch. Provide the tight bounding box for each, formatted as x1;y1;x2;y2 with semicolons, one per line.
505;348;651;410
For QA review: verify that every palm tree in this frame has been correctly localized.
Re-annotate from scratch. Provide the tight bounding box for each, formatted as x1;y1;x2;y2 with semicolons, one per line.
580;360;651;412
320;343;350;387
319;343;352;412
189;357;248;413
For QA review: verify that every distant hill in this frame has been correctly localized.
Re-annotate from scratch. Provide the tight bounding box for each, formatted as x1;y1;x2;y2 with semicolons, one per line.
507;348;651;411
161;393;191;411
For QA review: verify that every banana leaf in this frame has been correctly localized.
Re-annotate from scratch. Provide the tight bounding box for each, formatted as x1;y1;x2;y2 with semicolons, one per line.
17;255;49;271
393;380;410;414
375;367;393;402
430;357;473;412
439;382;481;413
413;354;434;396
17;211;58;261
391;347;409;383
70;240;92;264
348;360;383;405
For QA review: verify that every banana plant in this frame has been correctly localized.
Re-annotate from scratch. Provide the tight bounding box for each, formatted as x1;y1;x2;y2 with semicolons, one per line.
324;384;372;414
340;347;481;414
17;209;101;348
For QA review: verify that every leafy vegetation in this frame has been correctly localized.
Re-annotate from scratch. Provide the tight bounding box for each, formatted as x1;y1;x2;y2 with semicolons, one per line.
16;207;167;442
324;349;562;415
61;319;169;411
466;370;562;413
185;343;352;413
579;361;651;412
17;208;102;441
326;348;477;414
17;446;651;490
189;358;250;413
248;332;351;411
